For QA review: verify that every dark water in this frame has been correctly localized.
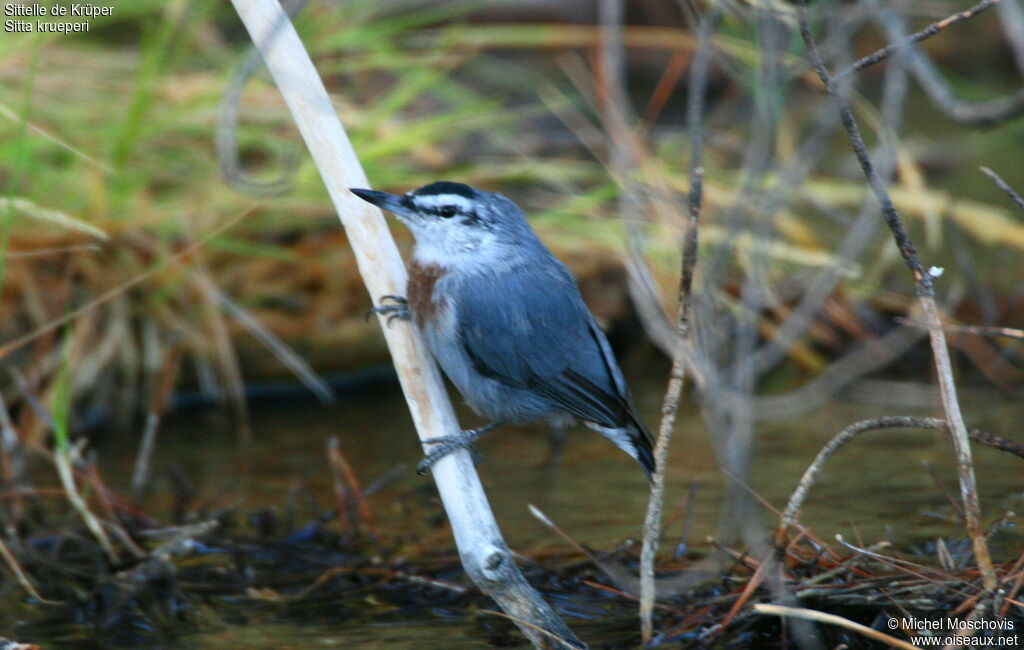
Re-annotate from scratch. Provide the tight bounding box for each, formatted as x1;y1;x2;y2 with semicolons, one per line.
102;364;1023;549
87;354;1023;647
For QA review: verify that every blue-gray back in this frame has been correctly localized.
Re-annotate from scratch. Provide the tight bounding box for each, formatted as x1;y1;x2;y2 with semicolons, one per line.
453;259;642;431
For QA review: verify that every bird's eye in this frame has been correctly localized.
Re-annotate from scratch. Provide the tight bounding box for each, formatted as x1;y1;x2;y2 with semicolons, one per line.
438;205;457;218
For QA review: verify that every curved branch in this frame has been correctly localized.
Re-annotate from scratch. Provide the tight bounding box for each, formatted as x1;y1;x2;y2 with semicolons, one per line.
781;416;1023;527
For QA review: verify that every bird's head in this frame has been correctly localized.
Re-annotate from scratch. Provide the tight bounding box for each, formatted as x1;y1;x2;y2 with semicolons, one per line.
351;182;535;265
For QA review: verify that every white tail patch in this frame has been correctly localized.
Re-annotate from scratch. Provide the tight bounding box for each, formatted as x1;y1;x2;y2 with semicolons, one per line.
584;421;639;459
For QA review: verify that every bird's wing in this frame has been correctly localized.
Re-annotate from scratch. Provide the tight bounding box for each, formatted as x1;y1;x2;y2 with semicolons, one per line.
454;264;640;430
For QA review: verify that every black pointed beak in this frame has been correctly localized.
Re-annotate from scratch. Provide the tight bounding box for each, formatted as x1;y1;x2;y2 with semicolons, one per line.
351;188;420;224
350;188;391;205
351;187;409;214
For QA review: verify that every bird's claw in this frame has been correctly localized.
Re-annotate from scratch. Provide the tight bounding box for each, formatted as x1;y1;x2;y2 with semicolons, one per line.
416;424;499;475
417;439;483;475
366;295;411;325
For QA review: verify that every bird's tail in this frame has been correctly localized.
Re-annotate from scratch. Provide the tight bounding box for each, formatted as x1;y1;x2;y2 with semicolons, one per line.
585;421;656;481
632;424;656;481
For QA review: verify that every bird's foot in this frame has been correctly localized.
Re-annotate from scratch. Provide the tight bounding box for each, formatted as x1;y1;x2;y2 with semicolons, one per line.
366;295;410;325
417;441;483;474
417;422;501;475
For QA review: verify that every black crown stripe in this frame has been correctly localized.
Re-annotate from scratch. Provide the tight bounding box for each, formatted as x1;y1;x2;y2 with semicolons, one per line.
412;181;476;199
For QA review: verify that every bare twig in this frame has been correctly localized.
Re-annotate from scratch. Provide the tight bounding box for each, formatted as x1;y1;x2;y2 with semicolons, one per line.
529;504;717;597
228;1;584;646
0;536;58;604
981;166;1024;211
719;552;777;630
834;536;972;590
54;439;117;561
897;316;1024;341
797;0;997;592
192;260;251;442
297;565;471;600
874;1;1024;127
639;5;720;643
84;452;145;558
754;603;921;650
3;244;102;259
131;341;181;498
327;436;379;539
214;288;334;402
999;550;1024;617
479;609;582;649
837;0;1002;79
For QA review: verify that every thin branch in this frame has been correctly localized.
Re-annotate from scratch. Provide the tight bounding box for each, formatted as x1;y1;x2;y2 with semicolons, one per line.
836;0;1002;79
753;604;920;650
639;4;721;643
671;480;701;559
479;610;581;649
874;1;1024;127
797;0;997;592
131;341;181;498
54;439;117;561
0;536;58;604
981;166;1024;211
192;255;251;442
897;316;1024;341
327;436;379;538
214;287;334;403
529;504;718;597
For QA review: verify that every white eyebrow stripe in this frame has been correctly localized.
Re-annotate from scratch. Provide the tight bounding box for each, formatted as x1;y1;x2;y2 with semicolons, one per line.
411;194;474;212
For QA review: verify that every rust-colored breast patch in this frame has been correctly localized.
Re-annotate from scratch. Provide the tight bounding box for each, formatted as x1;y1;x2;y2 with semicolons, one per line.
407;261;446;325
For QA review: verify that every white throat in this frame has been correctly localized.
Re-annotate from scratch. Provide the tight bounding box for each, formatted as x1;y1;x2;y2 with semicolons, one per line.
411;229;504;271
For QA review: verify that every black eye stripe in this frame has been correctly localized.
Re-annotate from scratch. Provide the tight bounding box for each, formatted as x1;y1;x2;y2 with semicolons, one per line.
411;200;479;223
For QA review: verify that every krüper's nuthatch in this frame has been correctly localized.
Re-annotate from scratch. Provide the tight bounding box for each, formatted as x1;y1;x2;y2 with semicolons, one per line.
351;182;655;480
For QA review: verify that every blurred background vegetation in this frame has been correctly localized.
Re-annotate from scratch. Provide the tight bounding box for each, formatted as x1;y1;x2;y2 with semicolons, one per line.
0;0;1022;645
1;0;1021;429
